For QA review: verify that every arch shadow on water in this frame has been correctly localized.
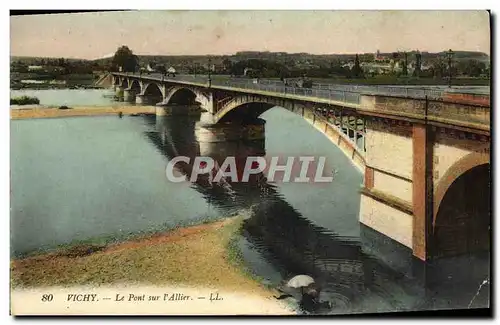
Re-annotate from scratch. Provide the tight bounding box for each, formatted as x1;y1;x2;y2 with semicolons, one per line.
135;112;482;313
135;111;490;314
424;163;491;310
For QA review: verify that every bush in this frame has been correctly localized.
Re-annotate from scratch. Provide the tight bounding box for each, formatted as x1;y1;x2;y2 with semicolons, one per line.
10;96;40;105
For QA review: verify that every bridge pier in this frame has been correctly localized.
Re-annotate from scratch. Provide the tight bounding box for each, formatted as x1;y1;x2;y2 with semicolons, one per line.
115;86;124;98
111;81;120;92
135;94;147;105
136;94;162;105
195;119;266;142
123;89;136;103
359;117;429;278
155;106;168;116
155;104;201;117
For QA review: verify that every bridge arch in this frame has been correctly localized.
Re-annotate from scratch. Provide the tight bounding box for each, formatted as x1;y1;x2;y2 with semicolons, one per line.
129;79;141;92
432;151;490;258
164;87;199;106
119;77;128;88
214;97;365;171
142;83;164;97
217;101;275;123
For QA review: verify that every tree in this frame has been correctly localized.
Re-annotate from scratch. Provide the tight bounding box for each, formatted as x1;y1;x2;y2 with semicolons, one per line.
156;64;167;75
111;46;139;72
485;64;491;78
352;54;363;78
413;52;422;77
460;59;486;77
430;58;447;78
278;66;291;79
222;58;232;73
402;52;408;76
229;58;287;78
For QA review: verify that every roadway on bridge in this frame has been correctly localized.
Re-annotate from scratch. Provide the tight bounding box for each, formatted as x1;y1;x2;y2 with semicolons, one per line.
118;72;490;104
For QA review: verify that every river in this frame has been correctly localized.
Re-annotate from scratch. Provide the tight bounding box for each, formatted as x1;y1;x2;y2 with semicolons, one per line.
10;88;125;107
10;89;489;314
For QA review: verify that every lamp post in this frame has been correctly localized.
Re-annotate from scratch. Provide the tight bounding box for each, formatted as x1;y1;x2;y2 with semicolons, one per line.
403;51;408;77
208;58;212;88
446;49;454;88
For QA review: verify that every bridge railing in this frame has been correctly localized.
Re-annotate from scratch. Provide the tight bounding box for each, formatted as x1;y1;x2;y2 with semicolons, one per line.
313;83;446;100
121;72;360;104
118;72;487;105
359;93;490;132
212;78;362;104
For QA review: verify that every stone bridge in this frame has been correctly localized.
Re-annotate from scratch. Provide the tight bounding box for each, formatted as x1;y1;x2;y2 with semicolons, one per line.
110;72;491;265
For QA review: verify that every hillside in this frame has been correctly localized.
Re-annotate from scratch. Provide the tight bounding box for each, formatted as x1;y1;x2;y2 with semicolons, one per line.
10;56;91;64
12;50;490;67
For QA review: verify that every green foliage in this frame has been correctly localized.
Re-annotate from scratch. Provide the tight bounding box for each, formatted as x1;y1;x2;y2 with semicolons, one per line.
413;53;422;77
10;61;29;73
430;58;447;78
402;52;408;76
352;54;363;78
222;58;232;73
457;59;487;77
230;59;289;78
10;96;40;105
10;59;96;75
156;64;167;74
111;46;139;72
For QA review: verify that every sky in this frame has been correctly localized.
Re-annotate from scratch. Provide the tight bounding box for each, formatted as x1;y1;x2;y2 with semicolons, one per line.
10;10;491;60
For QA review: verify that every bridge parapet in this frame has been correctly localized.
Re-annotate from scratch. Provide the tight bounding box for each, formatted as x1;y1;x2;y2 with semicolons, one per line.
360;94;490;133
427;98;489;129
360;95;426;118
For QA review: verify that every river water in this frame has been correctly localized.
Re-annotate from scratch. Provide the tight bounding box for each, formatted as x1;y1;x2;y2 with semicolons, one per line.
10;88;123;107
10;89;489;314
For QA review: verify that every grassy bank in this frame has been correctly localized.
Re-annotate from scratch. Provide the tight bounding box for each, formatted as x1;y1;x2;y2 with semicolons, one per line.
10;105;157;119
10;96;40;105
10;217;272;296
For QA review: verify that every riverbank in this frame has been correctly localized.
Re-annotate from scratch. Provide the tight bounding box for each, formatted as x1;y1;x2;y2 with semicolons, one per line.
10;105;157;120
10;217;294;315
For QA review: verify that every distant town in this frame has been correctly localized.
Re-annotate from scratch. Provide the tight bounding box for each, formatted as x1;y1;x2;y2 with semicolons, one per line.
10;49;491;89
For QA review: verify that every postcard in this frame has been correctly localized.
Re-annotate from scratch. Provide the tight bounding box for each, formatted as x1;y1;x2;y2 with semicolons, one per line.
10;10;491;316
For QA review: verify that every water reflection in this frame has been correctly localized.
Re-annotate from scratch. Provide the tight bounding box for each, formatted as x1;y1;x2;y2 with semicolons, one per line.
140;114;412;314
140;111;489;314
11;107;488;314
242;200;372;313
143;115;274;213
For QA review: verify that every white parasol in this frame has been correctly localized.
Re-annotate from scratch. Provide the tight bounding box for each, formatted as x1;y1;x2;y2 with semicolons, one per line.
286;275;315;288
274;275;319;301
